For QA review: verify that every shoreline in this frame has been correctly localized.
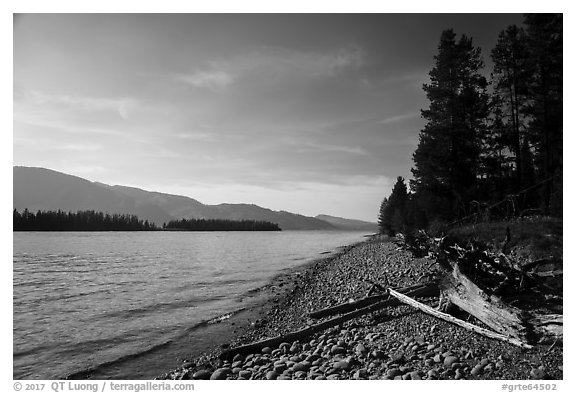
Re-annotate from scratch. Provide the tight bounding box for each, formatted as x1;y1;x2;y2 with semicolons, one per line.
64;237;370;380
158;236;562;381
154;238;371;377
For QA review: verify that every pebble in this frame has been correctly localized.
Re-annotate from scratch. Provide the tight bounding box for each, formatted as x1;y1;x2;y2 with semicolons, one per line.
239;370;252;379
293;362;311;372
427;369;438;379
355;343;367;355
444;356;458;367
530;367;547;380
192;370;211;380
333;360;351;370
210;368;231;380
266;371;279;380
387;368;402;379
262;347;273;354
331;345;346;355
391;353;406;364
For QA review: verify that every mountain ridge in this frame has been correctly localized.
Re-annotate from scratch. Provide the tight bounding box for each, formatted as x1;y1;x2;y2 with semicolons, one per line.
13;166;371;230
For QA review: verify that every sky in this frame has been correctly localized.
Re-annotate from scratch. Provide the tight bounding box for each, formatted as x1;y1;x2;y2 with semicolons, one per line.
13;13;525;222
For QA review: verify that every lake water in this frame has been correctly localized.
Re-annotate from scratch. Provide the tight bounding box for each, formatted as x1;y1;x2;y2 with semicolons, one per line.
13;231;370;380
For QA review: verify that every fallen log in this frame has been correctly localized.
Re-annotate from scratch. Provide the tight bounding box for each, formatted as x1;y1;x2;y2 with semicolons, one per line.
308;281;437;319
530;313;563;343
441;262;529;341
308;294;389;319
220;282;439;360
441;261;563;345
387;288;533;349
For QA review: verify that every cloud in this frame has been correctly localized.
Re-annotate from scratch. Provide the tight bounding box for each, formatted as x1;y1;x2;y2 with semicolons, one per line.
178;70;234;91
174;44;367;92
330;44;365;75
21;91;137;120
55;143;101;152
378;113;419;125
175;132;215;141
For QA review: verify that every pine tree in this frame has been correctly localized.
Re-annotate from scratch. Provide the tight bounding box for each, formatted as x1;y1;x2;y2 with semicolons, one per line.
523;14;562;212
411;29;489;222
490;24;532;190
377;197;389;234
378;176;409;235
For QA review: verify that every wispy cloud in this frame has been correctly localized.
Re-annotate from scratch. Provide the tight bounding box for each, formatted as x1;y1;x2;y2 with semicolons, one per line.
178;70;234;91
280;136;367;156
54;143;101;152
175;132;215;141
19;91;138;120
378;113;419;125
174;44;367;92
329;44;365;75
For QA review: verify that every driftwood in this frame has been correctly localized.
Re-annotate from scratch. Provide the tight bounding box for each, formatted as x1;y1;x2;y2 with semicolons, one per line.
387;288;533;349
441;262;529;341
530;314;563;343
308;282;438;319
220;281;439;360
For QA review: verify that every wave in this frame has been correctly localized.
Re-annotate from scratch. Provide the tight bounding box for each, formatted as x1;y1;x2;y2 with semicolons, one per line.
64;307;246;380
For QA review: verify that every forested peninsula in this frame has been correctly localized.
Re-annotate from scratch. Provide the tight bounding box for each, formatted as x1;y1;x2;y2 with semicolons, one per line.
13;209;281;232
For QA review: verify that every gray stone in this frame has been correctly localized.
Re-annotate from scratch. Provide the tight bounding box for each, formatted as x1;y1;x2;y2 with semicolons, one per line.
261;347;273;354
239;370;252;379
333;360;351;370
530;367;547;380
266;371;279;380
410;371;422;380
433;354;442;363
192;370;211;380
391;353;406;364
331;345;346;355
210;368;232;380
293;362;311;372
444;356;458;367
355;343;367;355
427;369;438;379
387;368;402;379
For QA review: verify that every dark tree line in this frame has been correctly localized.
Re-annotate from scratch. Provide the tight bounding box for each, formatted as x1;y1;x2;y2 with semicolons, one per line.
164;218;281;231
13;209;158;231
13;209;283;232
379;14;562;235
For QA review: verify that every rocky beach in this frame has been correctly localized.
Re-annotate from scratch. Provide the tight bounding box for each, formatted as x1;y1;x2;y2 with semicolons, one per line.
157;236;563;381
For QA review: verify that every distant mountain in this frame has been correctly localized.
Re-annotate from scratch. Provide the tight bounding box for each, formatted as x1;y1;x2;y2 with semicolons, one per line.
315;214;378;232
13;166;335;230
